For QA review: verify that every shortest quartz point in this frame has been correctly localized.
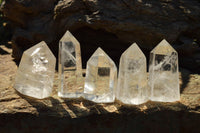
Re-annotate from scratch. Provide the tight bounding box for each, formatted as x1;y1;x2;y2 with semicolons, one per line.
117;43;148;105
84;47;117;103
14;41;56;99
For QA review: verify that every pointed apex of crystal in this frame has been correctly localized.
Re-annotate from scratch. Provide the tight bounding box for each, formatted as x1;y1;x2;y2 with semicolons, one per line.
60;30;71;41
160;39;168;44
60;30;79;45
25;41;55;60
123;43;145;58
88;47;115;67
93;47;106;56
151;39;176;55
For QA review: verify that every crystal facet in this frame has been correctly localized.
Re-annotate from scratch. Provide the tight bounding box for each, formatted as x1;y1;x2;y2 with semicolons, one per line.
149;39;180;102
58;31;84;98
116;43;148;105
14;41;56;99
84;48;117;103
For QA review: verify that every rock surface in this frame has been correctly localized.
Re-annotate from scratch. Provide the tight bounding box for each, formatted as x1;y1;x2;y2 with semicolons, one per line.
0;44;200;132
1;0;200;72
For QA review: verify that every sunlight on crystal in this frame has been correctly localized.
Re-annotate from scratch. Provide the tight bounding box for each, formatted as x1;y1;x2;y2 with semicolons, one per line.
117;43;148;105
84;47;117;103
58;30;84;98
149;39;180;102
14;41;56;99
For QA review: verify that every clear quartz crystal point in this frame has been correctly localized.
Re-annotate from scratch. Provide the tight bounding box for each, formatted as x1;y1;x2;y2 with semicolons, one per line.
116;43;148;105
14;41;56;99
84;47;117;103
149;39;180;102
58;30;84;98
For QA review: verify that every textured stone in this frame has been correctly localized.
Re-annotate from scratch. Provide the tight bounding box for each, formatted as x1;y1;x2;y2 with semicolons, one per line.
149;39;180;102
58;30;83;98
14;41;56;99
84;48;117;103
117;43;148;105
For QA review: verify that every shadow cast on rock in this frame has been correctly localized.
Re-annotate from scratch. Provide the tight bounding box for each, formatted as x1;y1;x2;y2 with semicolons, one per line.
16;91;114;119
16;92;71;117
179;68;193;93
62;97;113;117
0;47;9;55
2;90;200;133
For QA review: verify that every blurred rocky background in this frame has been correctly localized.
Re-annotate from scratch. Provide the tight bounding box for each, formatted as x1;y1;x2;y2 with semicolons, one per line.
0;0;200;73
0;0;12;45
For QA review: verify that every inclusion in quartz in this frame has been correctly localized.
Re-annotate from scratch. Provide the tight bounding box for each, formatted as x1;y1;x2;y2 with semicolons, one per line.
149;39;180;102
116;43;148;105
58;30;84;98
84;47;117;103
14;41;56;99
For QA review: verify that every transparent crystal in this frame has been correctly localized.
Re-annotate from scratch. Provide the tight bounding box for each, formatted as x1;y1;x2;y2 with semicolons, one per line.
117;43;148;105
58;31;84;98
84;47;117;103
149;39;180;102
14;41;56;99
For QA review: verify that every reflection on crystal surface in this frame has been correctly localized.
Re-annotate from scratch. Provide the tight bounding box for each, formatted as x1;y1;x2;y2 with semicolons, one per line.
14;41;56;99
58;31;84;98
117;43;148;105
84;47;117;103
149;39;180;102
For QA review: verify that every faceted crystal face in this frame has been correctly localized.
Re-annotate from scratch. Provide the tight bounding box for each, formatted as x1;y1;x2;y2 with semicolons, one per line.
14;41;56;99
58;31;84;98
149;39;180;102
117;43;148;105
84;48;117;103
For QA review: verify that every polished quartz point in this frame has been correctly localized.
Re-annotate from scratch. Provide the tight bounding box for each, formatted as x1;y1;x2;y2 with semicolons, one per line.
14;41;56;99
116;43;148;105
84;47;117;103
58;30;84;98
149;39;180;102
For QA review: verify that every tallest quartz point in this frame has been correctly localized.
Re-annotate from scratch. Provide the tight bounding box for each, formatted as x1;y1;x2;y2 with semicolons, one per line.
58;30;83;98
149;39;180;102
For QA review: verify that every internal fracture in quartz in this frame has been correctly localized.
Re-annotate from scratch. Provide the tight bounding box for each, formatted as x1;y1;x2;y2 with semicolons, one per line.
117;43;148;105
58;30;84;98
14;41;56;99
149;39;180;102
84;48;117;103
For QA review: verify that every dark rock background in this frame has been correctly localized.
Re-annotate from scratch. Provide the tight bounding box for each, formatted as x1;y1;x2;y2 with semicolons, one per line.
1;0;200;72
